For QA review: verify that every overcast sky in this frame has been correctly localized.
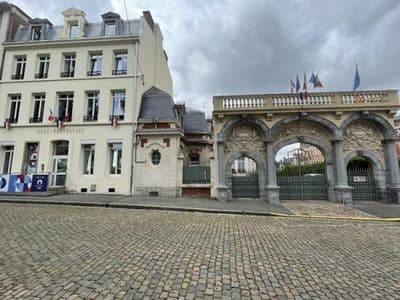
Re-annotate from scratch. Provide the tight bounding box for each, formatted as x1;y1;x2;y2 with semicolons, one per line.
12;0;400;116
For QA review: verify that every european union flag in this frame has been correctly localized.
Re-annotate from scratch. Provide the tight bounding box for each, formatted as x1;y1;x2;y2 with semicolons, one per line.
353;66;360;91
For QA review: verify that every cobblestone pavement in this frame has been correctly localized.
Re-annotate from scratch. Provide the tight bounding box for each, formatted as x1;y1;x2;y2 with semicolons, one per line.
0;204;399;299
282;201;378;218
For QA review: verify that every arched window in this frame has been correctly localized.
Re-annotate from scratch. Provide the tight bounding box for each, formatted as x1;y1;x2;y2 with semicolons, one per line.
151;150;161;165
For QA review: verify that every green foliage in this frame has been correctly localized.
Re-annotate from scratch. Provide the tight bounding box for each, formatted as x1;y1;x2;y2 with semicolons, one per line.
277;162;325;176
347;155;371;169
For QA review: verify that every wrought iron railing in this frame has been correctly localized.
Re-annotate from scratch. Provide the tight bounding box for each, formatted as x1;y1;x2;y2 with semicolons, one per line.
112;69;127;75
83;115;98;122
60;71;74;78
183;166;210;184
11;74;24;80
29;117;43;123
87;71;101;76
35;73;48;79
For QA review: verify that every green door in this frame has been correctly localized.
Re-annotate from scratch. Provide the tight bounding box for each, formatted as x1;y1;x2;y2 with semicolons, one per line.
347;168;377;201
232;174;259;198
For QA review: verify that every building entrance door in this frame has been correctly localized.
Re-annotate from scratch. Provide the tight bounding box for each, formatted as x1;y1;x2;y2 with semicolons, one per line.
51;156;67;186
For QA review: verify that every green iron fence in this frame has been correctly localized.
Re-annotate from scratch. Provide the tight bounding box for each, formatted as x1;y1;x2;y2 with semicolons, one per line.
347;168;377;201
183;166;210;184
232;173;259;199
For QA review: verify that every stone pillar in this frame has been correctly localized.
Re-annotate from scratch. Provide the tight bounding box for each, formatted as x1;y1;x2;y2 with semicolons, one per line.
216;133;228;201
383;139;400;204
265;141;280;204
332;140;353;204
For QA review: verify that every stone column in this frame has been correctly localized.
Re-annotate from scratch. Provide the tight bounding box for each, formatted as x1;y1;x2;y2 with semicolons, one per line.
332;139;353;204
383;139;400;204
216;133;228;201
265;141;280;204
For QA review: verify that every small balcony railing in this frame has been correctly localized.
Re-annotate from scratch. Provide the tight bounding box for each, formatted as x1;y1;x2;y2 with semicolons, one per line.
183;166;211;184
83;115;98;122
29;117;43;123
87;71;101;76
5;117;18;123
60;71;74;78
55;116;72;123
11;74;24;80
112;69;127;75
35;73;48;79
109;114;124;121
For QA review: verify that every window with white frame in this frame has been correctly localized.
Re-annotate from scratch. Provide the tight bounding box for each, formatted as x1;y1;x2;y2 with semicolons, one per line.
88;53;102;76
1;145;14;174
36;55;50;79
82;144;95;175
58;93;73;122
104;21;116;36
113;51;127;75
31;26;42;40
13;56;26;80
31;94;45;123
62;54;75;77
85;92;99;121
111;91;125;120
69;24;79;38
109;143;122;175
8;95;21;123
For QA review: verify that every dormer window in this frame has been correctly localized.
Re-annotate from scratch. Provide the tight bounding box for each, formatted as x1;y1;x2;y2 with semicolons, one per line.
69;24;79;38
105;21;116;36
31;26;42;40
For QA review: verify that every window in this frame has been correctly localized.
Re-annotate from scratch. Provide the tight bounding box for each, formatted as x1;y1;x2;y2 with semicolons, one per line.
111;91;125;120
113;51;127;75
31;26;42;40
7;95;21;123
105;22;116;36
36;55;50;79
84;92;99;121
109;143;122;175
189;154;200;166
237;157;245;173
31;94;45;123
53;141;69;155
58;94;73;122
69;24;79;38
151;150;161;165
12;56;26;80
61;54;75;77
88;53;102;76
83;144;95;175
1;145;14;174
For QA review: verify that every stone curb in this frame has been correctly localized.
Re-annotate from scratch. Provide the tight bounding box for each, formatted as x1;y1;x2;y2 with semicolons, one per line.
0;198;398;222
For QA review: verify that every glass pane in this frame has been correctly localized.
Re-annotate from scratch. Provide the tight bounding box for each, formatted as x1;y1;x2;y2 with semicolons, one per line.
54;141;69;155
105;23;116;35
56;159;67;172
55;175;66;186
69;25;79;38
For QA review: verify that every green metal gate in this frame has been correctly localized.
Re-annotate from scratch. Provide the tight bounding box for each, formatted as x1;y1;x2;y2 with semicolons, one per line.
232;174;259;199
347;168;377;201
277;148;328;200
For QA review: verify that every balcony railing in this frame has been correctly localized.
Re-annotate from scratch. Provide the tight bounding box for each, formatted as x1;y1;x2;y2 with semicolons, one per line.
213;90;399;112
11;74;24;80
109;114;124;121
29;117;43;123
183;166;211;184
35;73;48;79
87;71;101;76
5;117;18;123
83;115;98;122
112;69;127;75
60;71;74;78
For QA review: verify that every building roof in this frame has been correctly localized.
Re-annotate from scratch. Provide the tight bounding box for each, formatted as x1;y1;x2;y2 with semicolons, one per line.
139;87;178;120
183;107;209;134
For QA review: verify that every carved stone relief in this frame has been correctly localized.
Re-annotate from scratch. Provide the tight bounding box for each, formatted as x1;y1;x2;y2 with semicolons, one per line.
273;120;330;145
224;124;265;156
343;120;383;157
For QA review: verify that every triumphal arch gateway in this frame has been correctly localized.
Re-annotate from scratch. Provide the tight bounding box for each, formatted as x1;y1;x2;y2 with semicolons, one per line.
212;90;400;204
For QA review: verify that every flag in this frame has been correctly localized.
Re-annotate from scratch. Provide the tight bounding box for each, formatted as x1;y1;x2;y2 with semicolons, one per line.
4;120;10;130
353;65;360;91
303;73;307;92
48;109;55;122
112;116;118;127
309;73;316;85
56;119;64;129
290;78;296;94
314;74;323;88
63;112;69;122
295;75;300;93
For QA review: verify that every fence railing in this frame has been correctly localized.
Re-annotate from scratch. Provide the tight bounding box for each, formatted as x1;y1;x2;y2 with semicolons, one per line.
183;166;210;184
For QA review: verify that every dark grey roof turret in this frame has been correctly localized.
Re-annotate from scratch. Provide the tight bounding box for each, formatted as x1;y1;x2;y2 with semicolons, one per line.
139;87;178;120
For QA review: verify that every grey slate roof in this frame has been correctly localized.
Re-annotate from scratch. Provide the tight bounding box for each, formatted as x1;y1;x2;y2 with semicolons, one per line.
183;107;209;134
139;87;178;120
13;19;140;42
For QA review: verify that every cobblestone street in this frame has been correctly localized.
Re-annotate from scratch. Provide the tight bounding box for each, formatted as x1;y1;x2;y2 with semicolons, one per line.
0;204;399;299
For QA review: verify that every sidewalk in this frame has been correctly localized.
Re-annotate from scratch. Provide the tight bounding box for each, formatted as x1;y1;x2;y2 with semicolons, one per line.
0;194;399;219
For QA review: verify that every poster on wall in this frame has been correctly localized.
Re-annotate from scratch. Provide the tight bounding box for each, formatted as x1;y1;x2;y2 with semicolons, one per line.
0;174;9;192
8;175;25;192
32;175;48;192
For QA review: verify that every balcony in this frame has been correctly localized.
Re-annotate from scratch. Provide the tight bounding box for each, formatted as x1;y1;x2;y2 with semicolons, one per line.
5;118;18;123
213;90;400;114
109;114;124;121
112;69;127;75
11;74;24;80
87;71;101;76
60;71;74;78
29;117;43;123
183;166;211;184
83;115;98;122
35;73;48;79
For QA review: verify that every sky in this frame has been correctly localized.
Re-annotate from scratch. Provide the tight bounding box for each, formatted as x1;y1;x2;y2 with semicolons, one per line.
12;0;400;117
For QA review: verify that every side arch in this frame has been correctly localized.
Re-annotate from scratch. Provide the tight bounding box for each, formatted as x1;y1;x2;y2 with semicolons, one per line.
271;114;340;140
219;115;270;140
340;112;398;140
